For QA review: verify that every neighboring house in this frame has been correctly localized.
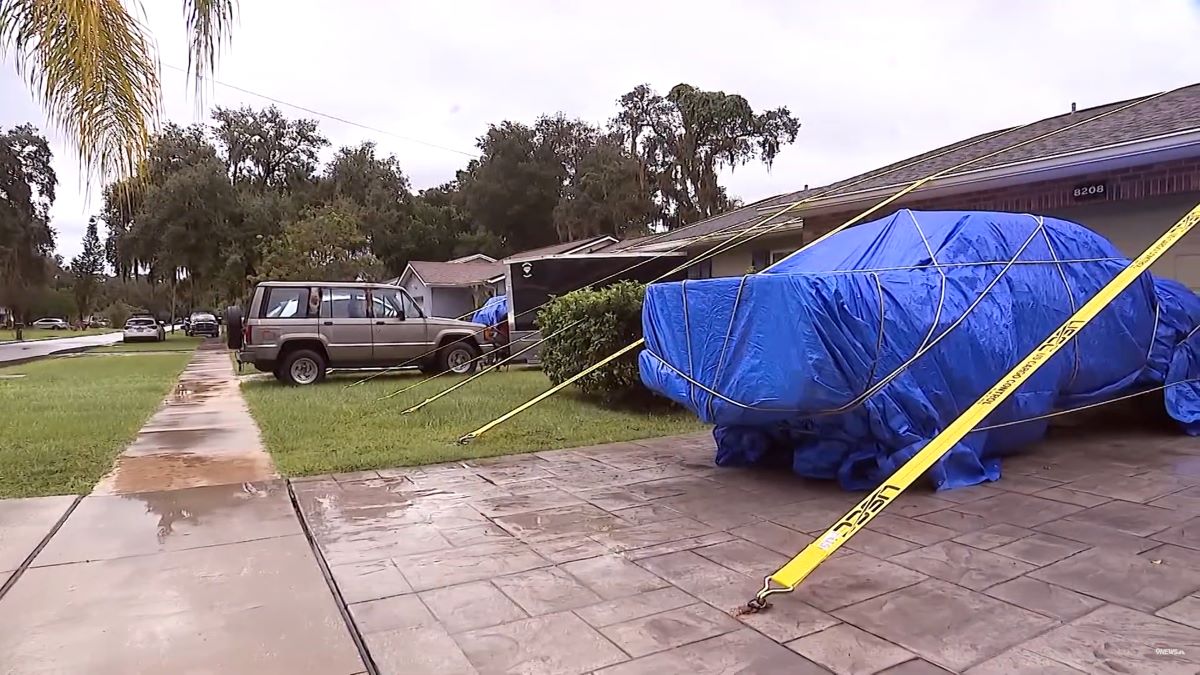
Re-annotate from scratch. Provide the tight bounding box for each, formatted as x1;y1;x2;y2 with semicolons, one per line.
388;237;620;321
391;255;503;319
616;83;1200;288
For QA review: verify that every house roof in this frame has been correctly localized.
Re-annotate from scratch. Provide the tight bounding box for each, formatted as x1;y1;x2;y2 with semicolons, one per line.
407;260;503;287
501;235;618;262
622;82;1200;249
611;195;798;250
448;253;497;263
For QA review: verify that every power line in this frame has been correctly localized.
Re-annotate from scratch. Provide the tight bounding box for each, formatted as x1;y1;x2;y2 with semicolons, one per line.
162;63;479;158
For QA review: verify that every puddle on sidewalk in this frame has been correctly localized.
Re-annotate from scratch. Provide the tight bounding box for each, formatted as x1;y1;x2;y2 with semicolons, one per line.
93;347;276;496
98;452;278;496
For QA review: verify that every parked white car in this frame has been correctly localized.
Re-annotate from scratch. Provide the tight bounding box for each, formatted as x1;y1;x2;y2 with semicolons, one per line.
123;317;165;342
31;318;69;330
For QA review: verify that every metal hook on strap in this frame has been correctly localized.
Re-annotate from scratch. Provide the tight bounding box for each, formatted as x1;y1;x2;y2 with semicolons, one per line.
739;577;792;614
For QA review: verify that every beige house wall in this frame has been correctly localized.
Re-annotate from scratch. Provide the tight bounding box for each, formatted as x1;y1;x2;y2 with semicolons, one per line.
704;231;807;278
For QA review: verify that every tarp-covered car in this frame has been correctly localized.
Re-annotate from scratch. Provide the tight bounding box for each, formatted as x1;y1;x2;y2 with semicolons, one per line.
639;209;1200;491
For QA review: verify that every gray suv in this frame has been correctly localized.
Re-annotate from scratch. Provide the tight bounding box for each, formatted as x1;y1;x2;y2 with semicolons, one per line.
234;281;492;385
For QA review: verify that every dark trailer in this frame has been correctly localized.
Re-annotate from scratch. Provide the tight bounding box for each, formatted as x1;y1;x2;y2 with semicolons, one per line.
503;250;688;359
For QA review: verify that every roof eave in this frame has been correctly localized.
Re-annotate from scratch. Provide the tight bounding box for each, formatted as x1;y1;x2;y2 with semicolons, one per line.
503;250;688;264
629;220;806;252
764;127;1200;215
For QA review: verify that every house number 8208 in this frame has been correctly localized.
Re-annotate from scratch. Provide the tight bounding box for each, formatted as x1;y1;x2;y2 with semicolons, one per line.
1073;184;1105;197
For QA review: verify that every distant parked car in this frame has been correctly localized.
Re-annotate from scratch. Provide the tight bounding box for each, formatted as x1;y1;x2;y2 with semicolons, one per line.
31;318;68;330
232;280;493;385
123;317;165;342
186;312;220;338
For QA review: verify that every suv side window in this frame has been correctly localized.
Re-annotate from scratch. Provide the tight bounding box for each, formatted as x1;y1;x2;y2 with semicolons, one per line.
399;289;423;319
261;287;312;319
372;289;406;319
321;287;369;318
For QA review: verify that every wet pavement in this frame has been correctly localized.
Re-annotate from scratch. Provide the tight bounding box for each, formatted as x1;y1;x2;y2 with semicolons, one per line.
92;342;277;495
291;427;1200;674
0;482;365;674
0;331;122;364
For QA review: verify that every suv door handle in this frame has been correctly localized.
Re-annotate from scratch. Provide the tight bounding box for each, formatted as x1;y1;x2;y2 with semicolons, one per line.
322;321;333;326
375;321;385;325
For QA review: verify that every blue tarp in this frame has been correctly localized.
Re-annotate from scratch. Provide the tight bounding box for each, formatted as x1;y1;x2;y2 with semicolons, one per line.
472;295;508;326
639;209;1200;491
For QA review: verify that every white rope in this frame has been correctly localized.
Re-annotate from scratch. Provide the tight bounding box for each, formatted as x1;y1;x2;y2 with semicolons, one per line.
1147;300;1162;364
681;280;696;412
708;275;750;420
861;272;888;393
812;257;1128;275
909;211;948;354
1036;217;1082;389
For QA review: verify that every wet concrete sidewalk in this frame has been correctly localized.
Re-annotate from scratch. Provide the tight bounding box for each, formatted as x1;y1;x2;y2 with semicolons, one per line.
293;428;1200;674
0;482;366;674
93;341;277;495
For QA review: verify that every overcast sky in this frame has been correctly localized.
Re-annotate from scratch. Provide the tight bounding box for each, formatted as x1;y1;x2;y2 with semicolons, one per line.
4;0;1200;261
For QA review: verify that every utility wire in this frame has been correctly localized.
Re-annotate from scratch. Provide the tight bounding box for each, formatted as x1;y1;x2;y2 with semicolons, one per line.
162;63;479;158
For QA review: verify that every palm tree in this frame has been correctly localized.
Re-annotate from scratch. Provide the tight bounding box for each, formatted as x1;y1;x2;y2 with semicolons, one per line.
0;0;236;181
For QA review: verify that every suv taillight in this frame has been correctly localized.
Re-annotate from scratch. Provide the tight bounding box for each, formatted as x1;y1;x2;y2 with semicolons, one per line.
243;325;252;345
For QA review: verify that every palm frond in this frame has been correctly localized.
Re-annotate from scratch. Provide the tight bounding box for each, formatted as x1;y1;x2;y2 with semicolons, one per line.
0;0;159;182
183;0;235;95
0;0;236;183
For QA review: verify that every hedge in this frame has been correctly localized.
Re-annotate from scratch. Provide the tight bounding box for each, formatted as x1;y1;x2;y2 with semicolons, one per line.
538;281;651;404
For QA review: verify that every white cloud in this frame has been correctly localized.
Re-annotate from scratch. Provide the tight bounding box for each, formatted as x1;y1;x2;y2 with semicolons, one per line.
3;0;1199;261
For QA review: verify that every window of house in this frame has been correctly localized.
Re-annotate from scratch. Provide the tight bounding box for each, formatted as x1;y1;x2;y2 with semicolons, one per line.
687;258;713;279
769;249;796;266
261;287;312;319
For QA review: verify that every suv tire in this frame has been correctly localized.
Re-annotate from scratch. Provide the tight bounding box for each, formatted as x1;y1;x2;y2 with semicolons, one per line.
225;306;244;350
280;349;327;386
439;341;479;375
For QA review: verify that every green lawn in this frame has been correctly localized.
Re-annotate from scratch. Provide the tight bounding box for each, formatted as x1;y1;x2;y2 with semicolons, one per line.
91;331;205;353
241;369;707;476
0;327;117;342
0;353;191;497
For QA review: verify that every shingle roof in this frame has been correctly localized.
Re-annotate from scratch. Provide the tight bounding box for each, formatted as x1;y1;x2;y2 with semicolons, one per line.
622;82;1200;249
409;260;502;286
611;194;799;250
503;235;618;261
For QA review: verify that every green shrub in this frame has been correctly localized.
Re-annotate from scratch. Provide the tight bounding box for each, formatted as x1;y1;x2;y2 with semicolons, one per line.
539;281;651;404
104;302;132;329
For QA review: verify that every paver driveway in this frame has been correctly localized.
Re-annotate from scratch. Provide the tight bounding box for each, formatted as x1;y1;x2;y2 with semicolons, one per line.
293;425;1200;674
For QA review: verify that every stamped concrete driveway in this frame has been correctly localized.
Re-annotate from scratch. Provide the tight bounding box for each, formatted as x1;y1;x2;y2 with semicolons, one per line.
294;427;1200;675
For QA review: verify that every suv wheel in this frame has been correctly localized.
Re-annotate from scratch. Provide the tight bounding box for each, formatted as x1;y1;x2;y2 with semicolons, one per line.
281;349;326;386
439;342;479;375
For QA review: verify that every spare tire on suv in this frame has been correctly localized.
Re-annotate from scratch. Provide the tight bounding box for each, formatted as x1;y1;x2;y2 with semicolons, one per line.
225;306;244;350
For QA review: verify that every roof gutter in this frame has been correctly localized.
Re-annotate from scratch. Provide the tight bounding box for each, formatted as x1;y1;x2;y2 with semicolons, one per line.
631;218;805;252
